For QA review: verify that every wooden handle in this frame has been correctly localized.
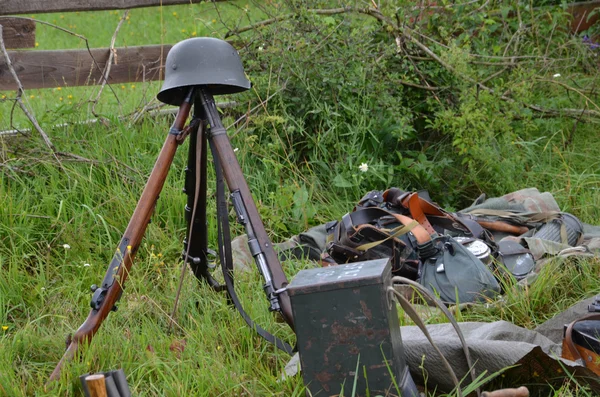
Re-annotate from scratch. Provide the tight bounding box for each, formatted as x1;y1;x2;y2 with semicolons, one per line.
476;220;529;235
85;374;107;397
482;386;529;397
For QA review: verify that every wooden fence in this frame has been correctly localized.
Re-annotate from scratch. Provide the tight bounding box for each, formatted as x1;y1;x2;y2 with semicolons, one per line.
0;0;224;15
0;0;599;92
0;0;227;92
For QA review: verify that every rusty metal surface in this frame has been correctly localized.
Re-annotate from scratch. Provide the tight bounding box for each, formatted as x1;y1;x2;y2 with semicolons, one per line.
288;259;415;396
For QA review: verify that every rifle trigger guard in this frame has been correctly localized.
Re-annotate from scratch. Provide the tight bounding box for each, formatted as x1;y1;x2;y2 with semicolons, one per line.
90;287;107;310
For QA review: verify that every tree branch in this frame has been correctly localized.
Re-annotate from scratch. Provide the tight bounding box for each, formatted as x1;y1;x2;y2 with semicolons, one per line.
90;10;129;118
396;79;448;91
0;25;55;151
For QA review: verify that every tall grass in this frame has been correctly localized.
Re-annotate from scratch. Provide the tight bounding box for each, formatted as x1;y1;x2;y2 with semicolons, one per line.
1;0;600;395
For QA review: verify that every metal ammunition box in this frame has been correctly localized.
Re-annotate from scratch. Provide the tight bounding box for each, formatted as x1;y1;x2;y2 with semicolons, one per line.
288;258;417;396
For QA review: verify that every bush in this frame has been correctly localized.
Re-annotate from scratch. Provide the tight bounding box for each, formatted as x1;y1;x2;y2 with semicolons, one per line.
226;0;599;210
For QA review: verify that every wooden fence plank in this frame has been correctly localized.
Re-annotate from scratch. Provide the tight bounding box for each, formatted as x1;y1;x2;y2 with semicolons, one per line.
0;45;171;91
0;0;227;16
0;17;36;49
568;1;600;33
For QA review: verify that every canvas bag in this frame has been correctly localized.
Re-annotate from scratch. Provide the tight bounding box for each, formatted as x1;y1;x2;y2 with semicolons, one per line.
419;235;500;304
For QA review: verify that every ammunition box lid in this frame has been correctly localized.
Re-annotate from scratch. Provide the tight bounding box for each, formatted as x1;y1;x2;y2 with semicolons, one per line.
287;258;391;296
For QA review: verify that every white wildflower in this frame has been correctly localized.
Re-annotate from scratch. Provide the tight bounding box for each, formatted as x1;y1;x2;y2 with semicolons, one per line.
358;163;369;172
553;73;561;78
234;147;239;152
62;244;71;249
83;263;91;267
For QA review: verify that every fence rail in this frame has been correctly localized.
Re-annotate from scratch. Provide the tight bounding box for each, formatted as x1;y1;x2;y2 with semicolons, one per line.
0;0;236;92
0;45;171;91
0;0;226;16
0;18;35;49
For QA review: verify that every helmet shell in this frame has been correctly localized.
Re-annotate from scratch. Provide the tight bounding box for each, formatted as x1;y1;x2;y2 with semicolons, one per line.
157;37;251;105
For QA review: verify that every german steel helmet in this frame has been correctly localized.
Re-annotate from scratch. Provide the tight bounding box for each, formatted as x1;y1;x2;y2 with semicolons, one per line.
157;37;251;106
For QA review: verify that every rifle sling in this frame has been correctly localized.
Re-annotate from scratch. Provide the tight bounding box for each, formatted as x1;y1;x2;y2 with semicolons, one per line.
211;136;294;355
170;119;203;327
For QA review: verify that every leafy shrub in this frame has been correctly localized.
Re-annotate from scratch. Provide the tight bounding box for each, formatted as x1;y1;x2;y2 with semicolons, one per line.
226;0;599;210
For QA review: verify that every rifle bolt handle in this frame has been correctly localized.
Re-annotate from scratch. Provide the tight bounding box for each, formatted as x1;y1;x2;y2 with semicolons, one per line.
90;284;98;293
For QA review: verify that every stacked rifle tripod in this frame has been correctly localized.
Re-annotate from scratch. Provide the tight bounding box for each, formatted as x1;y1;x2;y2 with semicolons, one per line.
49;37;294;381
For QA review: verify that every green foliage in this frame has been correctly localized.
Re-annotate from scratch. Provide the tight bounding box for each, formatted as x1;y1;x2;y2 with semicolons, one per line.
240;5;424;197
235;0;599;206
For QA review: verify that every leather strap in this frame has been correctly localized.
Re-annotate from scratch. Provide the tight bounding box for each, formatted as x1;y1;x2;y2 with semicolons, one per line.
345;207;430;244
211;137;294;355
382;188;410;206
171;119;203;329
401;192;487;238
390;213;431;244
405;193;438;235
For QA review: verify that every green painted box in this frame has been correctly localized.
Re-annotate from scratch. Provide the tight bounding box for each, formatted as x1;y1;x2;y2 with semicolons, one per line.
288;258;417;396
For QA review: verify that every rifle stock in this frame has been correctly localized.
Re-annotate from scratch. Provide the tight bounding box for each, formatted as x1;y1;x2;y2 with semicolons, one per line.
48;89;195;383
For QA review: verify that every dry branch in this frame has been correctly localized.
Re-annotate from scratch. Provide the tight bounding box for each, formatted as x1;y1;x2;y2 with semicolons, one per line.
407;28;600;118
0;102;238;137
225;7;361;38
0;25;55;151
0;162;36;177
90;10;129;117
396;79;448;91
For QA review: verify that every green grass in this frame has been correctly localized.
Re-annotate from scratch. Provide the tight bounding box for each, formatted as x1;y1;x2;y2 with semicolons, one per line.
2;0;600;395
0;117;310;396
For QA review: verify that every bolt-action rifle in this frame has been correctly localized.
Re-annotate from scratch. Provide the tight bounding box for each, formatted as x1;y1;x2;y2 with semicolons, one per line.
49;38;294;382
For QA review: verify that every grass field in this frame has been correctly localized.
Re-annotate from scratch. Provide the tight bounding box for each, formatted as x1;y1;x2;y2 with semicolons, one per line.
0;3;321;396
2;0;600;396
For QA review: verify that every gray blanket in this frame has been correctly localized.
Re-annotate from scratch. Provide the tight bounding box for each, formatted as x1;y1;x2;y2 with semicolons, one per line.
283;297;600;394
